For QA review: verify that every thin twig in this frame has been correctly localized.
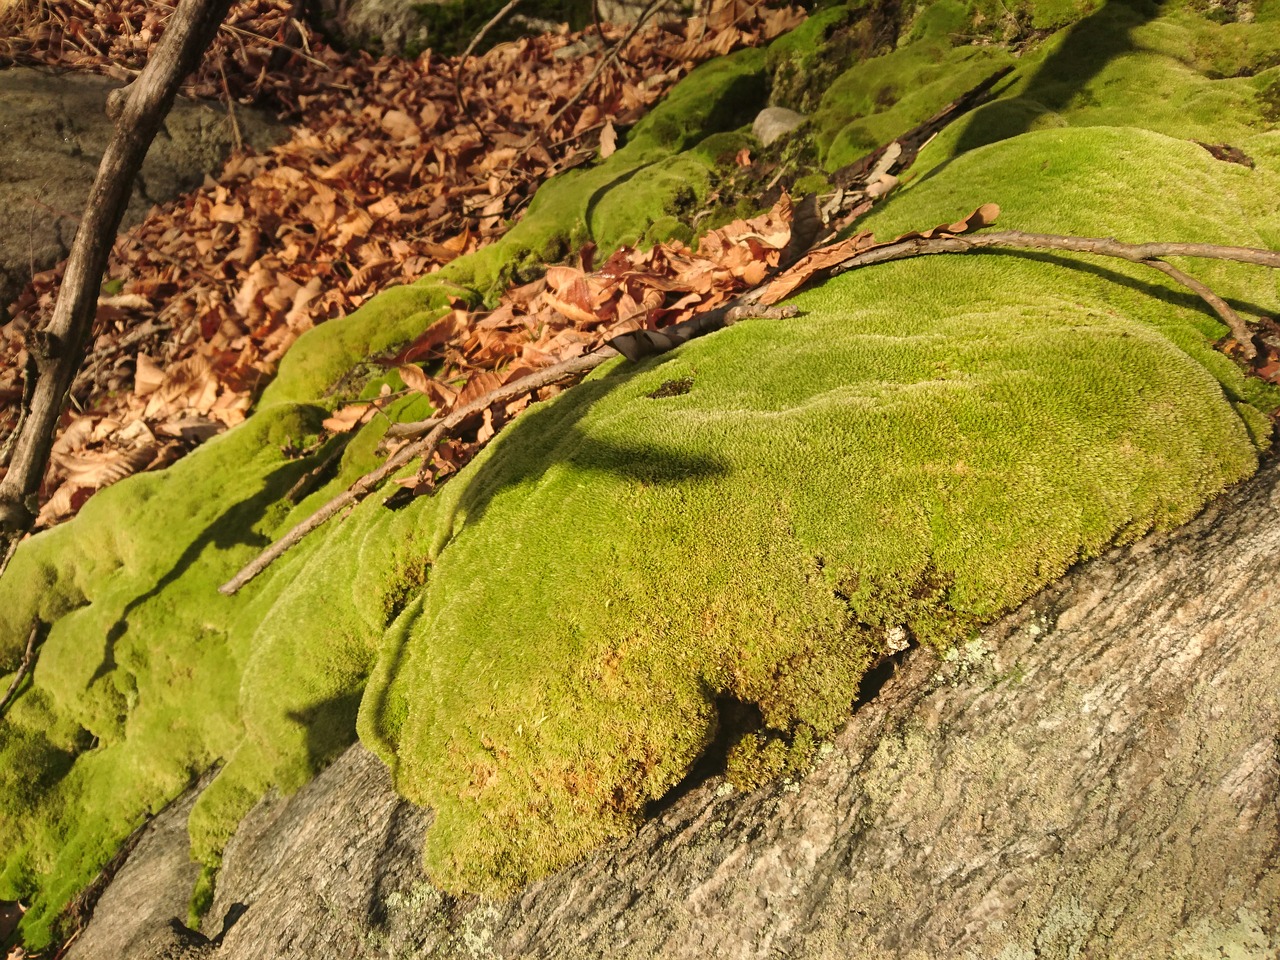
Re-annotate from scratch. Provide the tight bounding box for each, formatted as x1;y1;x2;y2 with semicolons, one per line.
453;0;524;146
144;0;329;68
459;0;524;62
0;0;235;549
825;230;1277;357
0;536;20;583
219;350;612;595
218;60;242;151
1142;258;1250;349
543;0;661;134
0;621;40;717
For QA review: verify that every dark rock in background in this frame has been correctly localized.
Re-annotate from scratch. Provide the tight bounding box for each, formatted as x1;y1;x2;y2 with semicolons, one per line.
0;66;287;319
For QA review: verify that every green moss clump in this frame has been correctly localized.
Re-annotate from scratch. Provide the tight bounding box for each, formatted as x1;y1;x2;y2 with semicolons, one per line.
407;0;594;58
188;864;217;928
358;124;1279;894
6;0;1280;944
262;46;772;411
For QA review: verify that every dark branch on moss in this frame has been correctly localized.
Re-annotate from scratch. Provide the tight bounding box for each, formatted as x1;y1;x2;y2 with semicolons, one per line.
0;0;235;570
821;230;1278;357
0;621;41;719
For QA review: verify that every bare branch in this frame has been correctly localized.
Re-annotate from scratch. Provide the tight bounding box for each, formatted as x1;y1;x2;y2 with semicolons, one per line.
0;0;234;557
453;0;524;145
824;230;1278;358
0;622;41;718
218;350;614;595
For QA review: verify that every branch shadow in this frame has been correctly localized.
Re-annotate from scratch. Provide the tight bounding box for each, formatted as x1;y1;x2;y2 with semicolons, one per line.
363;353;732;745
909;0;1168;191
91;459;312;683
432;352;731;555
286;687;365;777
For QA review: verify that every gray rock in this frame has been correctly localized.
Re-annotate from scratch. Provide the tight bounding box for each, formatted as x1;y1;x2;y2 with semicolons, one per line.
598;0;691;24
0;66;287;319
63;780;204;960
309;0;692;57
75;454;1280;958
752;105;806;146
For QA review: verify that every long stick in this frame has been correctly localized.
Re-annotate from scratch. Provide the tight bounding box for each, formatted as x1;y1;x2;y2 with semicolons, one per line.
218;350;613;595
823;230;1277;355
453;0;524;145
0;622;40;718
219;223;1280;594
0;0;234;557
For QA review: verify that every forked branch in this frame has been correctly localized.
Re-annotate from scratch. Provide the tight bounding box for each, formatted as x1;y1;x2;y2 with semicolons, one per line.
219;223;1278;596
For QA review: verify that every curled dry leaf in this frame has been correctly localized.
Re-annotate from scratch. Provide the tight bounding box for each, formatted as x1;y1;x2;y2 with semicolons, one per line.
322;403;374;434
758;202;1001;305
599;120;618;159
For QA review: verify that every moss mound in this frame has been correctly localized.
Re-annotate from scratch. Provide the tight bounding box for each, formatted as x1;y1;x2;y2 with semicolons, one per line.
3;0;1280;945
360;124;1277;892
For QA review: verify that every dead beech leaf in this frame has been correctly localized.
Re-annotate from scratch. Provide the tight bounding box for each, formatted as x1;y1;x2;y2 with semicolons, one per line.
322;403;372;434
455;370;504;407
210;201;245;224
134;354;165;396
51;416;96;457
58;444;158;488
758;231;876;305
36;481;85;528
97;293;151;310
599;120;618;159
398;364;434;396
903;202;1001;241
381;109;419;142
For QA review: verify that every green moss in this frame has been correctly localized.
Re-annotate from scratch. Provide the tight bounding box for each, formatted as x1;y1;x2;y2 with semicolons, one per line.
261;47;771;411
6;0;1280;945
919;2;1280;170
406;0;593;58
188;864;217;928
358;123;1278;894
814;41;1014;169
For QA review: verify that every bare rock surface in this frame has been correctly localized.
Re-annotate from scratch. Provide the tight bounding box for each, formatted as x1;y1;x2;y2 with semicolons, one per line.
0;66;287;317
752;105;806;146
62;781;204;960
75;455;1280;958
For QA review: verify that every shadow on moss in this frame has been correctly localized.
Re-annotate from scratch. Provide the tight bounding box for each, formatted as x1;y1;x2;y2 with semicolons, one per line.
953;0;1167;155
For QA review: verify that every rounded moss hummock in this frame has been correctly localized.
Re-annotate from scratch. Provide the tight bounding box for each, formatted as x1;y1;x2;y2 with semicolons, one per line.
358;126;1276;894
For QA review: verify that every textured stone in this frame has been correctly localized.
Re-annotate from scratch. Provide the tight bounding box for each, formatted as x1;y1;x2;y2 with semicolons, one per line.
752;105;806;146
77;456;1280;959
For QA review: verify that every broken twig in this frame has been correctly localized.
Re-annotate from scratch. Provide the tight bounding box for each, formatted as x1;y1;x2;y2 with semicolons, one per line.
453;0;524;146
0;0;234;558
821;230;1277;357
219;349;613;594
0;622;41;718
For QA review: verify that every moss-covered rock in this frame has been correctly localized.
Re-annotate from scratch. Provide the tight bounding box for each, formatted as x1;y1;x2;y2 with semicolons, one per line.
3;0;1280;947
358;124;1279;893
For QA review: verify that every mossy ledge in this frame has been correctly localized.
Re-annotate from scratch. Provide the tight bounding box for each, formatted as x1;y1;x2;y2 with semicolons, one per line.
3;0;1280;946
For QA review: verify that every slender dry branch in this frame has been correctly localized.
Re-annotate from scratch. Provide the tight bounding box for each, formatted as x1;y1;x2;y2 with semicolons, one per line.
453;0;524;145
0;0;234;554
221;210;1279;596
828;230;1278;357
1142;258;1250;349
219;349;614;595
145;0;329;68
0;622;40;718
221;296;801;593
543;0;662;134
459;0;524;62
